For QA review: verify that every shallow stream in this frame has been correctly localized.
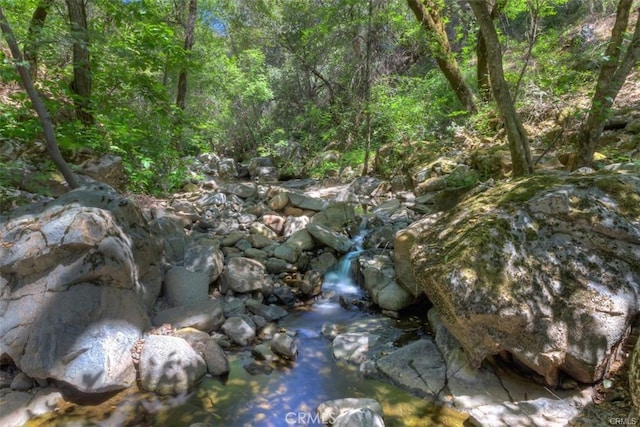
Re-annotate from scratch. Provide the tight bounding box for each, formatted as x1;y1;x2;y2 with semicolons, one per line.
29;246;468;426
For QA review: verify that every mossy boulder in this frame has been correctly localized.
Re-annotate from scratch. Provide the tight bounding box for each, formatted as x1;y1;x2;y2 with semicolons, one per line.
405;166;640;385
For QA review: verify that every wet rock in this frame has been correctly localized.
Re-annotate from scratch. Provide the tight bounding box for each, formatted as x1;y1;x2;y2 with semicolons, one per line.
139;335;206;395
219;257;270;294
317;398;384;426
311;202;357;231
333;407;385;427
333;333;379;364
152;299;224;332
203;339;230;376
376;339;446;398
163;267;209;307
358;253;416;311
221;317;256;346
271;332;298;360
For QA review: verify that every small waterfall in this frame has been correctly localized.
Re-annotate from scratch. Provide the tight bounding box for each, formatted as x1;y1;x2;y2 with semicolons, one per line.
320;224;367;301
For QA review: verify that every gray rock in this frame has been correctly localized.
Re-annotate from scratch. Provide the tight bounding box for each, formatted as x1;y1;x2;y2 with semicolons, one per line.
183;237;224;283
9;372;33;391
307;223;353;253
287;192;327;211
283;215;310;237
152;299;225;332
0;390;33;427
139;335;206;395
467;397;581;427
376;339;446;397
163;267;209;307
311;202;357;231
333;333;379;364
149;216;187;265
317;398;384;426
271;332;297;360
333;408;385;427
265;257;295;274
82;154;124;189
221;317;256;346
219;257;270;293
409;171;640;385
223;182;257;199
245;300;288;322
268;192;289;211
285;229;315;251
203;339;230;376
173;328;211;352
273;243;300;263
358;253;415;311
0;186;161;392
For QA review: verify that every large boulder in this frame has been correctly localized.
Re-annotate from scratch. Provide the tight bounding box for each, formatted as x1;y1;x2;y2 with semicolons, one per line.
139;335;206;395
358;253;416;312
407;170;640;385
0;185;162;393
219;257;271;294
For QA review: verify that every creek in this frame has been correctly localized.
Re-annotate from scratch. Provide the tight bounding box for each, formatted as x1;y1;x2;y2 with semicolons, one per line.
28;235;467;426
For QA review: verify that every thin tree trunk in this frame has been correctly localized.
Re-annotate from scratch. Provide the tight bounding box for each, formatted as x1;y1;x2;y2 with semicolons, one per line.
407;0;477;114
0;7;79;189
66;0;94;125
362;0;374;177
477;0;506;101
23;0;54;81
176;0;197;110
575;1;640;169
470;0;533;176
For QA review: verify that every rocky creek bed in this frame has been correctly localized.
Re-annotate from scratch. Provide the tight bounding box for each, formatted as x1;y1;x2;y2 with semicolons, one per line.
1;154;639;426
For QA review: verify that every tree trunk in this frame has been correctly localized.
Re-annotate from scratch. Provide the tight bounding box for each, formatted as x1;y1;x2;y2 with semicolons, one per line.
575;0;640;169
0;7;79;189
470;0;533;176
362;0;374;177
407;0;477;114
176;0;197;110
477;0;506;101
66;0;94;125
23;0;54;81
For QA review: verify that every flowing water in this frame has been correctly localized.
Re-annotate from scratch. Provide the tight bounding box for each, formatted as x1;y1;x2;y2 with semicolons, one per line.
28;241;467;426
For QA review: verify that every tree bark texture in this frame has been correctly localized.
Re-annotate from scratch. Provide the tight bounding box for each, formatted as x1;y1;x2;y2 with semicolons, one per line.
23;0;54;81
476;0;506;101
575;0;640;169
407;0;477;114
0;7;79;189
176;0;197;110
470;0;533;176
66;0;94;125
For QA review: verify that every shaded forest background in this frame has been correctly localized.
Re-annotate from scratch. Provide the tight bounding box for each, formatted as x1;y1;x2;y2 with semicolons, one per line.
1;0;638;195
